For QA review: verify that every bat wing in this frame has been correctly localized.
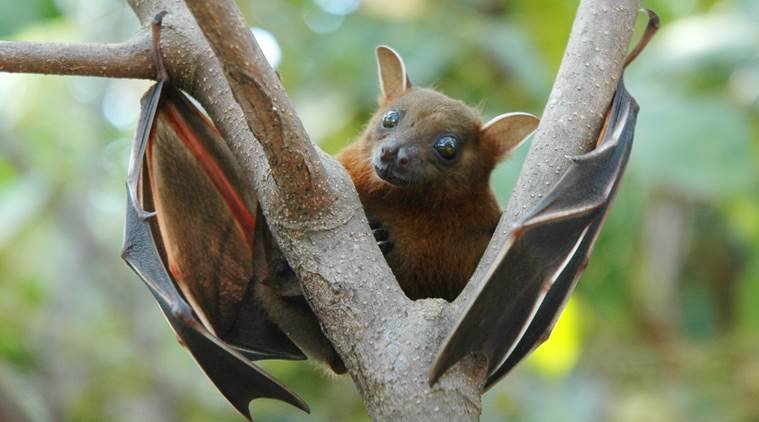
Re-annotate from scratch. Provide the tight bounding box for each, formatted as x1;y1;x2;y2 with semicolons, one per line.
122;80;308;419
429;79;639;387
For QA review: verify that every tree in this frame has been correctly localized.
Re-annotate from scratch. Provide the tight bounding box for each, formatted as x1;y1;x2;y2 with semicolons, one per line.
0;0;640;419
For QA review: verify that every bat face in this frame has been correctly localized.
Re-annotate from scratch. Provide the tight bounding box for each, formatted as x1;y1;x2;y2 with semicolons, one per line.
366;88;483;188
365;46;538;195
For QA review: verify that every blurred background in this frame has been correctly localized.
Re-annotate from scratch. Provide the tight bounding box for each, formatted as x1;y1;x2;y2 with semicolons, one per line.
0;0;757;420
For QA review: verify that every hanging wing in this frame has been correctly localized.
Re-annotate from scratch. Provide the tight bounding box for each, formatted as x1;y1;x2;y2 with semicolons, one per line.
429;78;639;387
121;80;308;420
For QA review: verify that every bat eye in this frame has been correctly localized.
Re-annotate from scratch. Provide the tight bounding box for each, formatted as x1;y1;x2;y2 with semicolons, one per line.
433;135;459;160
382;110;401;128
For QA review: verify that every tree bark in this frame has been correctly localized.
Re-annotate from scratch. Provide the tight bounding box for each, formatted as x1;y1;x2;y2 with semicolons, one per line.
0;0;641;419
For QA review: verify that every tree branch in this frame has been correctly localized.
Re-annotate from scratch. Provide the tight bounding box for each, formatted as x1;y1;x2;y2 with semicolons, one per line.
183;0;331;217
0;35;154;79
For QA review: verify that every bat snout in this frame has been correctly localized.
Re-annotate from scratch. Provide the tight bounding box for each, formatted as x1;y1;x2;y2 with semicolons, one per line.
372;144;415;186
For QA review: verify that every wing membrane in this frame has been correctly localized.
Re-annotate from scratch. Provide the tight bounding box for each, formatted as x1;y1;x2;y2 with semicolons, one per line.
122;81;308;420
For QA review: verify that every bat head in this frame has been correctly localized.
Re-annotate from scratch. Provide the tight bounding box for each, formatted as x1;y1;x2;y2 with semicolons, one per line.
365;45;539;193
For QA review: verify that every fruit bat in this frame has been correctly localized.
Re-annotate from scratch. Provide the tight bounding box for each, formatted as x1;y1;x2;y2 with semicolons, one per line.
429;10;659;387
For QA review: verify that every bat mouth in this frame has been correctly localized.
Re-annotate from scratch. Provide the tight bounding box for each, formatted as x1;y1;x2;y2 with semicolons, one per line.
373;164;411;186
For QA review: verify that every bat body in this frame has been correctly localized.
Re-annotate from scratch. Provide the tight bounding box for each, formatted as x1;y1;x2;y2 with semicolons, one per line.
338;46;539;301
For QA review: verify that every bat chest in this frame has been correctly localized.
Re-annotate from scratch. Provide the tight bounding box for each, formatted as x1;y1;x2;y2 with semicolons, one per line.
368;199;500;301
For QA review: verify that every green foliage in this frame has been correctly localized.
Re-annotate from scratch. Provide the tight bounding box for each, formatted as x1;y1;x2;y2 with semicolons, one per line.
1;0;757;420
0;0;60;37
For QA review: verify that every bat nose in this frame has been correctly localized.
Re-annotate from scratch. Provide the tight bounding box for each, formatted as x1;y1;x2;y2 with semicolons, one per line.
379;144;410;168
396;148;409;167
379;145;398;163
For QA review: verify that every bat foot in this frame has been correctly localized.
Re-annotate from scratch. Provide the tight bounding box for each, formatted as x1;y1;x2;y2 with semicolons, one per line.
330;355;347;374
273;258;296;279
377;239;393;253
369;218;393;253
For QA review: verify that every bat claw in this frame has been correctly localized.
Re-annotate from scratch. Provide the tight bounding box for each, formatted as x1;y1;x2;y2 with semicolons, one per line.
273;258;295;279
373;228;389;242
377;240;393;253
136;208;158;220
369;218;393;253
127;188;158;220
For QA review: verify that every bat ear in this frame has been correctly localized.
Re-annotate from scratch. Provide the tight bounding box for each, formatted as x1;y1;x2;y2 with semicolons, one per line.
376;45;412;101
481;112;539;160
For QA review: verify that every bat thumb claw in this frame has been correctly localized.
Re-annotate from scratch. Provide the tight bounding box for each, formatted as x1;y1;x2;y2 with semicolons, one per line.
136;208;158;220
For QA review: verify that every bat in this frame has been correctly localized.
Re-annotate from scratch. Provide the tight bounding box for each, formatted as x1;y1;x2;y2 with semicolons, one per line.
428;10;659;387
